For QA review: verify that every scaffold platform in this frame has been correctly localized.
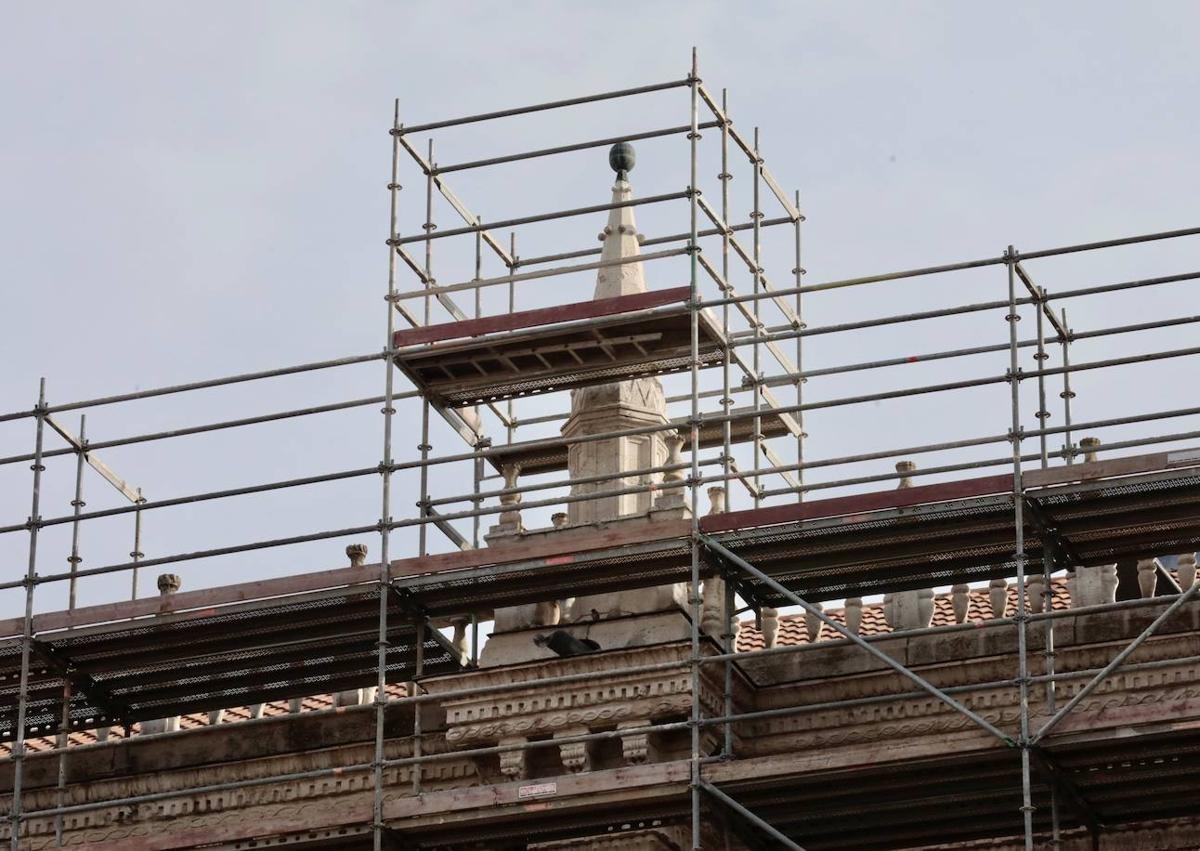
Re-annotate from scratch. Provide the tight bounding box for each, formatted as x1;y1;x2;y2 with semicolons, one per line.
392;287;726;407
3;448;1197;743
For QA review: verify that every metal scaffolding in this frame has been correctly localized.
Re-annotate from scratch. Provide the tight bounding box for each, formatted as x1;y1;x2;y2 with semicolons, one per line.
2;49;1200;849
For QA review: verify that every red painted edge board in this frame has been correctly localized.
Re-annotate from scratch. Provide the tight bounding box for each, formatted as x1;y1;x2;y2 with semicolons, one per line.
699;473;1016;534
392;286;690;348
0;563;379;639
389;518;692;579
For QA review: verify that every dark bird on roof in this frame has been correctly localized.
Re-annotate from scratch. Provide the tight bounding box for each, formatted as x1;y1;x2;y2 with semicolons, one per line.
534;630;601;657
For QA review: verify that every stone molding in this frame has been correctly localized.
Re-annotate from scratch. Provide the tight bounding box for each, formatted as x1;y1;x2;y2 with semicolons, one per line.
2;735;474;849
430;645;731;746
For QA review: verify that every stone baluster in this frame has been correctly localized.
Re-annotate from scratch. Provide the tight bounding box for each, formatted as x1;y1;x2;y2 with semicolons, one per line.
1080;436;1101;463
1102;565;1119;603
845;597;863;634
451;618;470;663
288;697;304;713
1178;553;1197;590
208;709;225;726
1026;574;1046;614
989;579;1009;618
917;589;934;627
1137;558;1160;598
141;574;184;735
761;607;779;649
951;584;970;623
652;431;688;513
805;602;824;643
701;486;729;637
895;460;916;488
487;464;524;540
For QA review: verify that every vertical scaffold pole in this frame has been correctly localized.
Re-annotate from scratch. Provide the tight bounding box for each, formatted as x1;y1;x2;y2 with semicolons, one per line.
1059;308;1076;464
53;678;71;847
750;128;763;509
10;378;47;851
472;229;483;552
1043;540;1062;849
507;233;517;444
58;413;85;847
1034;292;1050;469
130;488;144;600
417;138;435;559
411;619;425;795
687;46;704;851
719;89;732;508
374;99;402;851
718;89;735;763
1006;246;1035;850
792;189;805;503
66;415;86;610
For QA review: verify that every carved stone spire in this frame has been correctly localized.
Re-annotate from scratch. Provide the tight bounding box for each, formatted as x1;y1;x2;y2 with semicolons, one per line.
564;144;684;622
562;143;672;529
593;142;643;301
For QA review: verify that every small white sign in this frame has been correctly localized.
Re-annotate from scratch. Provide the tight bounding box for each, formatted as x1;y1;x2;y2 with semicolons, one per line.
519;781;558;799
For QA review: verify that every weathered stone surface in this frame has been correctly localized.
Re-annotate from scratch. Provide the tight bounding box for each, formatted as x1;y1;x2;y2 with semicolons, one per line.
484;171;687;658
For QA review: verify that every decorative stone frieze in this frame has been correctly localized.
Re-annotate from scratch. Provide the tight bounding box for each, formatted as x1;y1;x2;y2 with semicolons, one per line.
3;718;476;850
427;643;739;781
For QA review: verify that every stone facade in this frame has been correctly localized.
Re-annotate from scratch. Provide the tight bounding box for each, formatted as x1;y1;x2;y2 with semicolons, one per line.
7;594;1200;849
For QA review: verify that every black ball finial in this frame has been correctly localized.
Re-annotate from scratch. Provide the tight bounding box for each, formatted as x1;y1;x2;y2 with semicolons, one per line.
609;141;636;179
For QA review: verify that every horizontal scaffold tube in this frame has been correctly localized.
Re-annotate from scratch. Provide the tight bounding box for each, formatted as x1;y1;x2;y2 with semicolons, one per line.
0;394;399;469
512;216;793;268
434;121;721;174
390;190;689;246
0;352;384;425
397;78;692;135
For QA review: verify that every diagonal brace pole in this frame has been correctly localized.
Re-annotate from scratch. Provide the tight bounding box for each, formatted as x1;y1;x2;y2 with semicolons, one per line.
1031;582;1200;744
700;781;806;851
699;534;1015;745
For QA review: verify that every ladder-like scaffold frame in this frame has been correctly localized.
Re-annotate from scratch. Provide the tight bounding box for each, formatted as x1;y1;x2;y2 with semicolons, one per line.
3;49;1200;849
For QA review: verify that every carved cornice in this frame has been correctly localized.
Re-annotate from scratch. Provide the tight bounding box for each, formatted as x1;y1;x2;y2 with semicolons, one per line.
2;735;475;849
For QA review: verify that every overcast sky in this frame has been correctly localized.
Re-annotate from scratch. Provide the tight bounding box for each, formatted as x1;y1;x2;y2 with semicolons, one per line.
2;2;1198;618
